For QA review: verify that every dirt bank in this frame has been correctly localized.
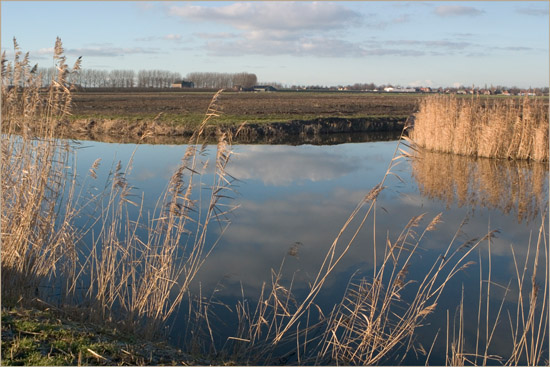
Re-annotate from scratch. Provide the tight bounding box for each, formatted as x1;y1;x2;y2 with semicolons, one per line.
60;116;406;143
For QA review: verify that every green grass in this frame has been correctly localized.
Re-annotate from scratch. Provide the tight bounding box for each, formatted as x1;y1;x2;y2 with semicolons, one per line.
1;307;197;366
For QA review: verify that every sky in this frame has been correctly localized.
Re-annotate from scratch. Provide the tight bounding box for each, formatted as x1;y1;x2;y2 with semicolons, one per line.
1;1;549;88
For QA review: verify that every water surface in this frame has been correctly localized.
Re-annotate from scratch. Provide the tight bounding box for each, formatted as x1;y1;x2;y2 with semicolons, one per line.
71;135;548;365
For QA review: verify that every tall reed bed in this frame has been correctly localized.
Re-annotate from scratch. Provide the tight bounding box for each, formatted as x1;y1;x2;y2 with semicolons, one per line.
1;38;82;302
1;39;237;337
411;94;549;162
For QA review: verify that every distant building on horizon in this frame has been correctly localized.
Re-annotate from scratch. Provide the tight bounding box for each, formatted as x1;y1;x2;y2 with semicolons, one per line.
171;80;194;88
253;85;277;92
384;87;416;93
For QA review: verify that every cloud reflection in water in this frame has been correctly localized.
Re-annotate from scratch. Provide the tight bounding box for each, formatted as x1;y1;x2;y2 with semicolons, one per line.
230;145;362;186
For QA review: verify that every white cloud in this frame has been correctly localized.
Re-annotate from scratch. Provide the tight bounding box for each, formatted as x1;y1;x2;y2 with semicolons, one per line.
516;7;549;16
64;46;161;57
392;14;411;24
37;47;54;55
137;2;155;11
168;2;362;32
434;5;484;17
452;32;477;38
163;34;182;41
203;35;427;58
388;39;473;50
167;2;372;58
135;34;183;42
166;2;440;58
195;32;239;40
493;46;536;52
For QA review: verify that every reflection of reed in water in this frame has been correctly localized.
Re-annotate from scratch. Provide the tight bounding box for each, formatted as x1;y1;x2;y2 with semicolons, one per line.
411;149;548;223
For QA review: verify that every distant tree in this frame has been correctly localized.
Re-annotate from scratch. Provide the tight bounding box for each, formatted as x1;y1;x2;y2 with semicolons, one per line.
509;86;520;95
38;67;55;86
186;72;257;89
259;81;284;89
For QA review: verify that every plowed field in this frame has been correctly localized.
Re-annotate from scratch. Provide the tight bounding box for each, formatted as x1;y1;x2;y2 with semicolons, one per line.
71;91;421;122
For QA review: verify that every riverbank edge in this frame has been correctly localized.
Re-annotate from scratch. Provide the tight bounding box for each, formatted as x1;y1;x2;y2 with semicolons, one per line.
1;305;231;366
60;116;406;141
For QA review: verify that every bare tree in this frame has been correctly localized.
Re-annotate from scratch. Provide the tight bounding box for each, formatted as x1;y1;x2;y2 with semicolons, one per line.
186;72;257;89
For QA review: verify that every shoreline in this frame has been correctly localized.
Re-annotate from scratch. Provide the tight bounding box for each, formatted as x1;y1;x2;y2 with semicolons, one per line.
59;116;407;144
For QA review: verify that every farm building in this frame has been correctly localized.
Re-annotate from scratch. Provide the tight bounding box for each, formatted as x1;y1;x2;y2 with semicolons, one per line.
253;85;277;92
233;85;276;92
171;80;195;88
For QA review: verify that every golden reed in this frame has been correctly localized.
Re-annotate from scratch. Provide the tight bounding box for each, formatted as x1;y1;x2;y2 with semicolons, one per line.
411;95;549;162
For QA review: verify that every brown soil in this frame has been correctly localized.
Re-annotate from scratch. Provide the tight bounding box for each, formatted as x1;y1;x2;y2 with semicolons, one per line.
64;91;421;142
71;91;420;119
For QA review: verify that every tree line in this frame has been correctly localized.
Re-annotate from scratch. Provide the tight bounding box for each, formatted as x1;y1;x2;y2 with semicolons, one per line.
185;72;257;89
33;66;547;95
38;68;183;88
37;67;258;89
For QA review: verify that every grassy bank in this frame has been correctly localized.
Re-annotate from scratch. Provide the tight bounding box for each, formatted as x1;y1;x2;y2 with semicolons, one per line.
1;307;203;366
411;94;549;161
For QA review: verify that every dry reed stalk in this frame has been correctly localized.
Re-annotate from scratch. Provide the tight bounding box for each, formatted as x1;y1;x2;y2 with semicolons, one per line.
190;129;496;365
214;257;303;365
1;38;83;303
505;215;549;366
315;212;485;365
411;95;549;162
447;289;468;366
2;38;238;339
262;128;417;350
444;214;549;367
75;90;238;337
212;140;547;365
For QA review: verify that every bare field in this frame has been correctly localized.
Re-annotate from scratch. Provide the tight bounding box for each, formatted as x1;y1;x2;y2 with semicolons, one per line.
71;91;422;122
69;91;547;143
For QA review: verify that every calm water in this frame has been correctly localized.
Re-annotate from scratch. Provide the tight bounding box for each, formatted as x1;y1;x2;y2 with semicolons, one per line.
70;136;548;365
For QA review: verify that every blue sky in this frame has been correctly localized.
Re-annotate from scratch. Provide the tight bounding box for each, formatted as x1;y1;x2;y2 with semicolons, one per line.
1;1;548;88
